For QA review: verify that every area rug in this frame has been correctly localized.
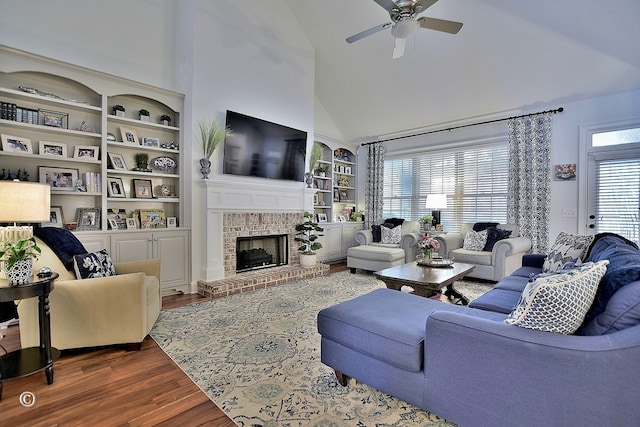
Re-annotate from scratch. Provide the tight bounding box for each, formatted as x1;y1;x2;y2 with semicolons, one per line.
151;271;493;426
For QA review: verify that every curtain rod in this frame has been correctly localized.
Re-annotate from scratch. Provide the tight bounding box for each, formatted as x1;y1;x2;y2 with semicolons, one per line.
361;107;564;146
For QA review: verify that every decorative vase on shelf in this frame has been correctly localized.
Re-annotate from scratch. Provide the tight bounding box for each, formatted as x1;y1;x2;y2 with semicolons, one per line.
5;258;33;286
304;172;314;188
200;158;212;179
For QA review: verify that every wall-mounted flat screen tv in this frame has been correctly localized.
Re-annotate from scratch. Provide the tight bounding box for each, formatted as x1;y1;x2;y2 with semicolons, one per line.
222;110;307;182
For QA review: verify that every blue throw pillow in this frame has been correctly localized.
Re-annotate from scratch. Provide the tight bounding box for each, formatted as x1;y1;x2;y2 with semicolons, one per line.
584;233;640;321
483;227;512;251
473;222;499;232
371;225;382;242
34;227;87;271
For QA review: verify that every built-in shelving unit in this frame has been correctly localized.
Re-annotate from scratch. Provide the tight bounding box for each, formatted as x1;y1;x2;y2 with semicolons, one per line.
0;46;190;293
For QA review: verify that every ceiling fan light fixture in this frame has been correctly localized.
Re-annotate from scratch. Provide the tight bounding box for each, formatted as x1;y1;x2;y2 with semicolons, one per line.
391;19;419;39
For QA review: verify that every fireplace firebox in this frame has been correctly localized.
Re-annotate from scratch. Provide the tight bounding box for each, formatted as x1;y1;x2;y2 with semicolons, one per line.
236;234;288;273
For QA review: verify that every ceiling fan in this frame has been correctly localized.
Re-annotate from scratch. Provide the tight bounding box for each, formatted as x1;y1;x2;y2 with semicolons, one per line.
346;0;463;59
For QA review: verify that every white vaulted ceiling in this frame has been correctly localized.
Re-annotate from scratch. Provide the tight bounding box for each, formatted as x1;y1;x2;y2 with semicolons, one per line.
286;0;640;141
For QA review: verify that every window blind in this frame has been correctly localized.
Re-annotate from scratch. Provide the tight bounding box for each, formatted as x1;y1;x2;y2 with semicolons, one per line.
383;143;509;232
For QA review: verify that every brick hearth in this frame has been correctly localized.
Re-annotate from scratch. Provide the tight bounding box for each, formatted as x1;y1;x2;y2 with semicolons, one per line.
197;263;329;299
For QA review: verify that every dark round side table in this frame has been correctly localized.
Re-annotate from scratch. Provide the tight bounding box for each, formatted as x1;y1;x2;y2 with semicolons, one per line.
0;272;60;400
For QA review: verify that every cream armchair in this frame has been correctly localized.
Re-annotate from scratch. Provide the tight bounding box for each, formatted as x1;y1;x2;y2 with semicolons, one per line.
17;236;161;351
434;223;532;281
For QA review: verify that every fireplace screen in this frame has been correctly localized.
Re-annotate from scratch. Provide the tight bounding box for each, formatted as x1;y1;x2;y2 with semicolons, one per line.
236;234;288;273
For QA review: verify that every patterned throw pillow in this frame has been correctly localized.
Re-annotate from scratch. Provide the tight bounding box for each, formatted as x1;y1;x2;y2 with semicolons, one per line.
73;249;116;279
380;225;402;244
543;232;595;272
463;229;488;251
505;260;609;334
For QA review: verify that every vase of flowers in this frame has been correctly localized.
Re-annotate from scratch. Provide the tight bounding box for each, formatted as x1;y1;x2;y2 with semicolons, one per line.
0;237;41;285
417;235;440;261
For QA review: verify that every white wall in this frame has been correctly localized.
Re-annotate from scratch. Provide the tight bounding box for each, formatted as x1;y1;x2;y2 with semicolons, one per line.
0;0;316;288
379;88;640;243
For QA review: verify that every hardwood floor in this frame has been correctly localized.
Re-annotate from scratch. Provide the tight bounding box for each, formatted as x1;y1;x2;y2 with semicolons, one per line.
0;262;347;426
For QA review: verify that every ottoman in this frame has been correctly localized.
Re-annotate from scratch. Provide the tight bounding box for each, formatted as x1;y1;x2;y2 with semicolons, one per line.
347;245;405;273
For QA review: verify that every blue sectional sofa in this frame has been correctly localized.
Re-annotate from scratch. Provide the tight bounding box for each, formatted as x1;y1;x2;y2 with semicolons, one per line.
317;233;640;426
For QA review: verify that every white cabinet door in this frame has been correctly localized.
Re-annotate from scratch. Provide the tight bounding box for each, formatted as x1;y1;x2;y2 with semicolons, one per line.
76;233;111;254
341;223;362;256
155;230;190;289
111;232;154;262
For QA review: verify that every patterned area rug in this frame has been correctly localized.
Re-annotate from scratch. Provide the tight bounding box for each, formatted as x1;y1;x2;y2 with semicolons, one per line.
151;271;493;426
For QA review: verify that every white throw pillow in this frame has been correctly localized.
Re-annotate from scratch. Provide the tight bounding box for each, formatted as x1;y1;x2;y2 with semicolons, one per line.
380;225;402;244
505;260;609;334
463;229;488;251
543;232;595;272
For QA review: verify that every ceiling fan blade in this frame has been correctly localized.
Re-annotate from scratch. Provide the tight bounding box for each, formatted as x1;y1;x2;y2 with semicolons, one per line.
346;22;392;43
392;37;406;59
373;0;399;14
418;16;463;34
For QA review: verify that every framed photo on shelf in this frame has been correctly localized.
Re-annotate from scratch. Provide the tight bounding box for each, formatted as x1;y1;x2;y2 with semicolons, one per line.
108;218;118;230
1;134;33;154
336;214;347;222
41;206;64;228
132;179;153;198
339;189;348;201
74;145;99;160
39;109;68;128
39;140;67;157
317;213;328;223
141;137;160;148
139;208;167;228
126;218;137;230
106;208;128;230
107;177;126;198
75;208;101;231
107;152;128;171
167;217;177;227
119;127;139;144
39;166;79;191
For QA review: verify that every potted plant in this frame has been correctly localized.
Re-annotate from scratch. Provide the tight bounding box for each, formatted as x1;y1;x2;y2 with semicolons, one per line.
197;118;232;179
294;211;324;268
134;153;149;171
305;141;324;187
314;164;328;177
0;237;41;285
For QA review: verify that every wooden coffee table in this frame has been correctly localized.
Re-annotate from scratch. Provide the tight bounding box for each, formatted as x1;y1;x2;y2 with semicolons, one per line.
374;261;475;303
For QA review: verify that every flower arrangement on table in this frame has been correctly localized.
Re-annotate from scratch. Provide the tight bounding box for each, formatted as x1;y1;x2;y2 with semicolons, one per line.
417;235;441;259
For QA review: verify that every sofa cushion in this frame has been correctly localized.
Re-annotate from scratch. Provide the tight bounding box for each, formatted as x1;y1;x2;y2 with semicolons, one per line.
463;229;488;251
543;232;594;272
469;288;522;314
578;281;640;335
34;227;87;271
73;249;116;279
483;227;512;251
381;225;402;244
347;245;405;262
450;248;493;266
505;260;609;334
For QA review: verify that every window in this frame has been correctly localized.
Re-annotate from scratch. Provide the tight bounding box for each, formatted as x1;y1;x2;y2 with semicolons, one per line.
383;143;509;231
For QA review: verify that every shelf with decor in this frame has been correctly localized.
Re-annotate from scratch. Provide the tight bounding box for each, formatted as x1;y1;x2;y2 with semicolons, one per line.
1;46;190;293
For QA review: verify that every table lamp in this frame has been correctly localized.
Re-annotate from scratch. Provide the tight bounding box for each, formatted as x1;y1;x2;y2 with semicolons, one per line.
0;181;51;243
425;194;447;227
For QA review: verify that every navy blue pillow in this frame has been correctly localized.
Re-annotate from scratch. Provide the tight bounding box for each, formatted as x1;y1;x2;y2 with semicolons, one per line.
584;233;640;321
385;218;405;227
473;222;499;232
483;227;512;251
34;227;87;271
371;225;382;242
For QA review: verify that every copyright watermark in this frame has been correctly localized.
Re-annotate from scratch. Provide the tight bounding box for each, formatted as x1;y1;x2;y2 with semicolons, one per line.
19;391;36;407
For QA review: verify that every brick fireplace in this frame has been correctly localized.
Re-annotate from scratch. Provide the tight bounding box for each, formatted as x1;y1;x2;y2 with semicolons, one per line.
198;177;329;298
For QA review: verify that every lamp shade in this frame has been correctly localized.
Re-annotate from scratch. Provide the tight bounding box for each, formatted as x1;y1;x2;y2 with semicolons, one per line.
425;194;448;210
0;181;51;223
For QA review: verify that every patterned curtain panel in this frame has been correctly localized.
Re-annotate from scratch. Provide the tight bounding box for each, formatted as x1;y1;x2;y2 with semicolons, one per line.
507;113;552;253
364;142;385;229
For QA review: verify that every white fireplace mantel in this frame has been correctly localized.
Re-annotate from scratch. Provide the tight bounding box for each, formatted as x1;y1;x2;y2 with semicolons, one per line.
201;176;316;281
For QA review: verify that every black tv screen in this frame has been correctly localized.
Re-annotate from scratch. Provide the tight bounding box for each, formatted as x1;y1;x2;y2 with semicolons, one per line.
222;110;307;182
